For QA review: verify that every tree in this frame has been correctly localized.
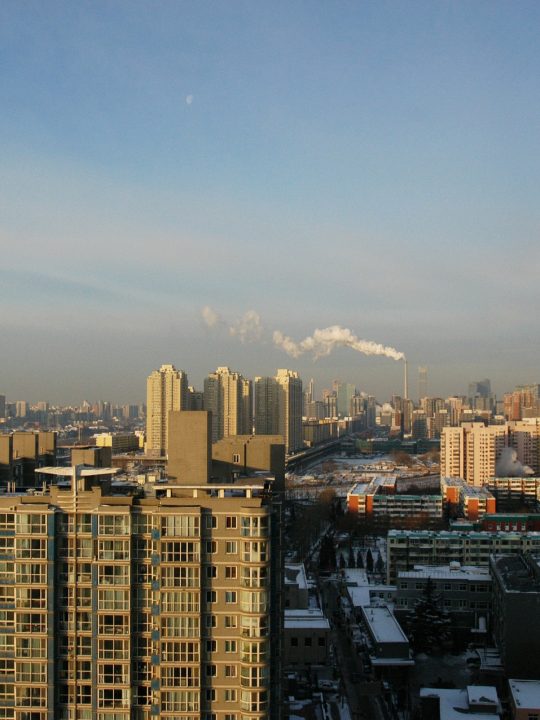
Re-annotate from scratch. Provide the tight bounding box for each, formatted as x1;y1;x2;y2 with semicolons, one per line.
366;548;374;573
319;534;337;572
405;577;451;653
356;550;364;569
347;546;356;568
375;553;385;574
339;553;346;570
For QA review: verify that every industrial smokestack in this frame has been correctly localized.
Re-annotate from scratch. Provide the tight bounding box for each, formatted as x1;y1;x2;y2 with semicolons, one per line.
404;359;409;400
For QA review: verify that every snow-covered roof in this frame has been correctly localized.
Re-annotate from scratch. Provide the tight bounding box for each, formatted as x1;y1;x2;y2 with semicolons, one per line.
419;687;500;720
344;568;369;585
284;563;308;589
508;679;540;710
284;608;330;631
398;564;491;582
361;605;409;644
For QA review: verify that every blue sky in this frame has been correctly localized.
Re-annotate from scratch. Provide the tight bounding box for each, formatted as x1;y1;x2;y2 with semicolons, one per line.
1;1;540;403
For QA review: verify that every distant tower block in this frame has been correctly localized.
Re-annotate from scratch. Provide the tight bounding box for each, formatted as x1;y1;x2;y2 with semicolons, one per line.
403;359;409;400
418;366;428;401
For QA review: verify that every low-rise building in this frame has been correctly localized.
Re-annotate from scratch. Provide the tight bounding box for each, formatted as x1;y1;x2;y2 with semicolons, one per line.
441;478;496;520
420;686;501;720
395;563;491;642
359;605;414;677
347;476;442;524
387;529;540;584
508;679;540;720
490;554;540;679
284;609;330;666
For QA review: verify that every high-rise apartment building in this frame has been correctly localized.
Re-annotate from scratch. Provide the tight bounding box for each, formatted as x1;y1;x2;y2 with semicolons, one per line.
0;415;282;720
509;419;540;475
336;383;355;418
417;366;428;401
254;371;302;455
441;422;508;486
0;395;5;419
275;370;302;455
204;368;252;444
146;364;188;456
254;378;279;436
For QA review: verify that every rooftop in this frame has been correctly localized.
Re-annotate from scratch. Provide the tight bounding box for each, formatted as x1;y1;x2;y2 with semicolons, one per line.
508;679;540;710
361;605;409;645
419;687;501;720
398;564;491;582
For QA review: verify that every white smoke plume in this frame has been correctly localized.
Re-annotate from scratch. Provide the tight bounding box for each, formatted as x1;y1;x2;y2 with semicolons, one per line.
273;325;405;362
201;305;221;328
495;447;534;477
229;310;263;344
201;306;263;344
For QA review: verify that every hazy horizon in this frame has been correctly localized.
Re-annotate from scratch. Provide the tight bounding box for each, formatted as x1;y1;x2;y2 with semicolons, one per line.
2;1;539;405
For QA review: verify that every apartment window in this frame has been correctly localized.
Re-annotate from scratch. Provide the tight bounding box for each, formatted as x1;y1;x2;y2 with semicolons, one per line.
232;454;241;463
132;513;153;534
206;591;216;604
206;565;217;579
206;640;216;653
161;690;198;712
205;687;216;699
98;614;128;636
161;566;199;587
98;540;130;561
161;666;199;687
225;640;237;653
98;515;129;536
226;541;238;554
205;515;217;530
225;690;238;703
291;637;298;647
225;566;237;579
162;616;199;638
0;515;14;531
225;665;237;678
162;641;199;663
242;541;267;562
16;514;47;534
226;516;237;529
162;590;199;613
224;615;237;628
161;515;200;537
97;664;129;684
318;637;326;646
225;591;237;604
205;541;217;554
98;590;129;611
205;615;217;629
97;688;130;709
161;541;200;563
98;564;129;586
98;639;130;660
304;637;312;647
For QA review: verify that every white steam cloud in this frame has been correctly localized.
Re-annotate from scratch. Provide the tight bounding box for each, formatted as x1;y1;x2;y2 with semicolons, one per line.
272;325;405;362
201;306;263;344
201;305;221;328
229;310;263;344
495;447;534;478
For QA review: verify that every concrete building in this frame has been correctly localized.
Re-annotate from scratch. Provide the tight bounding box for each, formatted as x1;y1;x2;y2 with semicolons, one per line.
282;563;330;667
395;563;491;641
146;364;188;456
95;432;142;454
490;553;540;679
509;418;540;475
0;423;282;720
387;529;540;583
253;372;303;456
0;394;5;419
336;383;355;418
0;431;57;489
441;423;508;486
486;476;540;510
508;679;540;720
204;367;252;444
347;477;443;525
441;478;496;520
420;686;501;720
211;434;285;486
359;605;414;673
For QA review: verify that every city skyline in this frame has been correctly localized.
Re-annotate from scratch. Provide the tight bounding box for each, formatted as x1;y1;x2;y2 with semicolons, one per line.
2;2;540;402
